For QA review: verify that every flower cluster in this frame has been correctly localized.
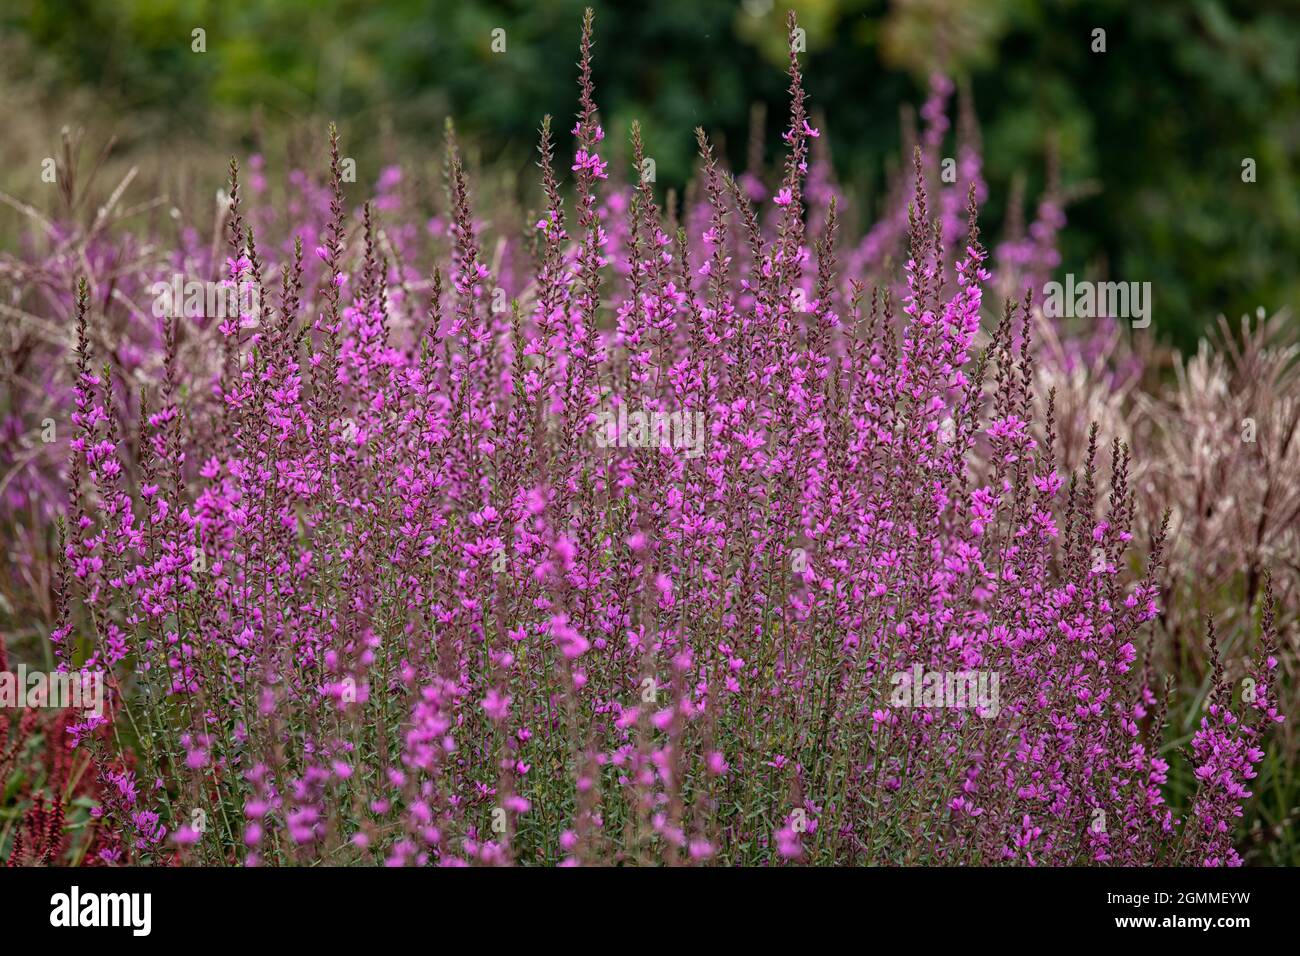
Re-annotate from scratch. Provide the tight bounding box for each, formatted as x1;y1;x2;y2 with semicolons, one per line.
2;9;1286;867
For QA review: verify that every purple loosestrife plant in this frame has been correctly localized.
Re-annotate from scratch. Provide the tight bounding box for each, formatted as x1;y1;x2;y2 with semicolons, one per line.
4;9;1288;868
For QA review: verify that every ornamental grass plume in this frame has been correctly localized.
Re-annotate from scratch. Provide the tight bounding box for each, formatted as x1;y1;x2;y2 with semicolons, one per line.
1;9;1290;867
1137;311;1300;655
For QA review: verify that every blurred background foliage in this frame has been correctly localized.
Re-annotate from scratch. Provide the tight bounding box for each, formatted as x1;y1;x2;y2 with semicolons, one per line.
1;0;1297;351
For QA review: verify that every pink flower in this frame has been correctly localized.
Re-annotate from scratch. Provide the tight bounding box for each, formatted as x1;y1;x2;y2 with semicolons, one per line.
481;688;512;722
